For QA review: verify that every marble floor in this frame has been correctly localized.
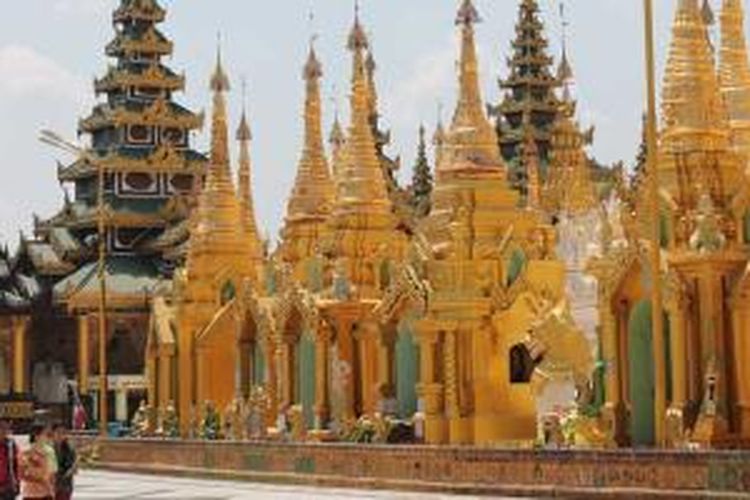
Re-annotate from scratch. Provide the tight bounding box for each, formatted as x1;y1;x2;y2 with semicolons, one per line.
74;470;512;500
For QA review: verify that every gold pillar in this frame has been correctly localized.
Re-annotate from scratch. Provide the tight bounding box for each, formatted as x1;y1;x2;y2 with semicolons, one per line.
313;325;330;429
733;307;750;436
11;317;27;394
77;315;90;396
668;301;688;409
415;327;445;444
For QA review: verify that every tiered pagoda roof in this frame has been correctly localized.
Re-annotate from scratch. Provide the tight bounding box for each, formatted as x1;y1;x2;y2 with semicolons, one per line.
28;0;207;310
491;0;562;195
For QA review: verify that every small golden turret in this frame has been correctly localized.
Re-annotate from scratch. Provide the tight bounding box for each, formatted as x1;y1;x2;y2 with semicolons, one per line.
440;0;501;174
185;47;254;293
236;87;263;261
544;49;596;216
280;43;336;264
719;0;750;163
332;11;390;216
661;0;728;152
329;111;347;183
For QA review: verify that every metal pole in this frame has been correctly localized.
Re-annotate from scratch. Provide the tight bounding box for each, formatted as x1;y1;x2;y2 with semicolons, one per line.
643;0;667;446
97;158;109;438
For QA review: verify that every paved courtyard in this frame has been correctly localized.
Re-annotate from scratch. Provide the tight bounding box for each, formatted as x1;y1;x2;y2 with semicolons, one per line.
75;470;508;499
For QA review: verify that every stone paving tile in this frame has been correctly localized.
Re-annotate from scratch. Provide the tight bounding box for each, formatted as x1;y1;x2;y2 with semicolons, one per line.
74;470;505;500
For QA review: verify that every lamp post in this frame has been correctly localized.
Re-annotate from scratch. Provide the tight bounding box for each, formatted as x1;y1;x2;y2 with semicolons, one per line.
40;130;109;438
642;0;667;446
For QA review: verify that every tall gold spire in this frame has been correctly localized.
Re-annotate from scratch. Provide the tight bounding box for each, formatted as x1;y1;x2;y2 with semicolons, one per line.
329;109;347;183
332;8;390;216
719;0;750;161
442;0;501;172
661;0;728;151
285;43;335;225
186;47;253;287
236;81;263;259
365;49;379;122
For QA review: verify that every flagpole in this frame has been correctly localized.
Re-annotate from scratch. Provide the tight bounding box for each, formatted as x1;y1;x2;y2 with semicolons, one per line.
643;0;667;446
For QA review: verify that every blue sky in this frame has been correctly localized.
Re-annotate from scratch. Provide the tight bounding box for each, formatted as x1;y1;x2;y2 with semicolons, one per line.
0;0;716;246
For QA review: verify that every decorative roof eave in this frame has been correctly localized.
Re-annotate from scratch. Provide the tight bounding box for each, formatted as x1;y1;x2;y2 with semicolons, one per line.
113;2;166;24
79;101;203;133
44;208;169;231
105;32;173;58
58;148;206;182
93;65;185;95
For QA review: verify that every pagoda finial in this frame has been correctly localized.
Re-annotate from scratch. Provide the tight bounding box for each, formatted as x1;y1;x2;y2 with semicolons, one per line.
332;4;390;216
210;33;230;93
456;0;481;27
443;0;500;170
236;80;262;259
348;0;368;52
209;40;231;172
236;78;252;142
284;40;335;237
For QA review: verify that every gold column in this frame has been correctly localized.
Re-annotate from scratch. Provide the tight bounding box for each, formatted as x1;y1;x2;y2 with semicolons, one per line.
668;302;688;409
77;315;90;396
733;307;750;436
643;0;667;446
601;309;619;406
313;324;330;429
279;341;293;408
415;327;445;444
11;317;27;394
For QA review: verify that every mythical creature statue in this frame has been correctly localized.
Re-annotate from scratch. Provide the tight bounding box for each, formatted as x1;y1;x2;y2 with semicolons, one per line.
689;194;726;253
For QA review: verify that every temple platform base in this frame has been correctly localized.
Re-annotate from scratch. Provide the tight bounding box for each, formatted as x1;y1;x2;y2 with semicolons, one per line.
73;438;750;498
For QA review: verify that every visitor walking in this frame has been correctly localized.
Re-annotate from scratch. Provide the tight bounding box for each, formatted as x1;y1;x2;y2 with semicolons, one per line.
52;425;77;500
0;420;19;500
20;425;56;500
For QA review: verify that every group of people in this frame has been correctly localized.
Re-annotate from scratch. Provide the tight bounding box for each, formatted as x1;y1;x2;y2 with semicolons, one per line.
0;420;77;500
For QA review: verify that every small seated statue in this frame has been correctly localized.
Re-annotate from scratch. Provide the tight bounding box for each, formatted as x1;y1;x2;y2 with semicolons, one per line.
130;400;149;438
161;401;179;439
200;400;222;440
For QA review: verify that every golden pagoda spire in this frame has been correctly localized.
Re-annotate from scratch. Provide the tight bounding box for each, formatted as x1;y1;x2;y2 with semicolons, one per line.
332;6;390;215
661;0;728;151
329;106;347;183
365;48;378;122
719;0;750;160
236;79;263;259
285;41;335;224
186;45;252;286
442;0;501;171
544;41;596;215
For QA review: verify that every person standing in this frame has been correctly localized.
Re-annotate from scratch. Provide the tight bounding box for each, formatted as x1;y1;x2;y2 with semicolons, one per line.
0;420;19;500
52;426;76;500
20;425;55;500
